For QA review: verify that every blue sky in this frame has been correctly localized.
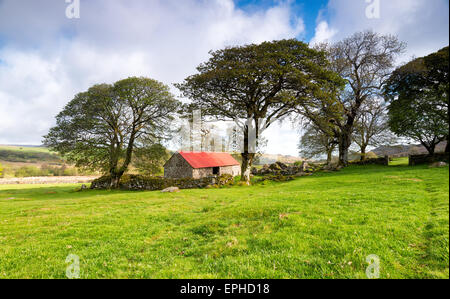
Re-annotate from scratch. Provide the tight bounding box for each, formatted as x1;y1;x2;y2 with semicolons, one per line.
236;0;328;41
0;0;448;155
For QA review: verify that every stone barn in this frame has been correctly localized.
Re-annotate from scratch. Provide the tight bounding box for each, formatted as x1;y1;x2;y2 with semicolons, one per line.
164;152;241;179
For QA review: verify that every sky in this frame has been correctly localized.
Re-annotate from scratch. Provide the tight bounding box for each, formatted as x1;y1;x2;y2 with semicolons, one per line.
0;0;448;156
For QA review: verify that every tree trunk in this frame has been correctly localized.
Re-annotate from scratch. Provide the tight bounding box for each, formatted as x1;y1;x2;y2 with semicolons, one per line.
240;152;255;184
108;133;136;189
429;144;436;156
327;149;332;165
338;133;351;166
108;147;121;189
240;119;257;184
109;169;125;189
422;142;436;156
445;136;449;153
360;145;367;161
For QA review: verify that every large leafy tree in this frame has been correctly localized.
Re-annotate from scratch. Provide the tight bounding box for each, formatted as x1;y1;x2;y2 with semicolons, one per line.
298;123;337;164
44;77;179;188
295;80;344;164
133;143;170;176
176;39;343;182
317;31;405;165
423;46;449;152
384;47;449;155
352;99;396;160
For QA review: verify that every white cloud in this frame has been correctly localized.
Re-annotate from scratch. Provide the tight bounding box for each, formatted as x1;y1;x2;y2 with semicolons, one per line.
0;0;447;155
310;21;337;45
311;0;449;62
0;0;304;147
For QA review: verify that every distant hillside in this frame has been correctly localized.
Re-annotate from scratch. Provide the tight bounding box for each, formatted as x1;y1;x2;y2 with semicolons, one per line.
0;145;61;163
372;142;447;157
257;153;304;165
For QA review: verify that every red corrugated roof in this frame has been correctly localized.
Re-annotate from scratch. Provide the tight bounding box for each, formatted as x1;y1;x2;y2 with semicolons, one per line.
179;152;240;169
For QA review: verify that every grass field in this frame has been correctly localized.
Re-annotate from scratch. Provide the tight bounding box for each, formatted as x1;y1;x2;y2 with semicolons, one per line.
0;162;448;279
0;145;51;153
0;145;93;178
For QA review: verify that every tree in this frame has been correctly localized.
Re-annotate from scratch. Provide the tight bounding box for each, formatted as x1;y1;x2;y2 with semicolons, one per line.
422;46;449;152
298;124;337;164
321;31;405;166
384;47;449;155
176;39;342;183
133;143;170;176
44;77;179;188
352;99;396;160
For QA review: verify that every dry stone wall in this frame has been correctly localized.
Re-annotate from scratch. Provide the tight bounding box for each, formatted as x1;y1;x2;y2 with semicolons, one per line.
409;153;449;166
91;174;234;191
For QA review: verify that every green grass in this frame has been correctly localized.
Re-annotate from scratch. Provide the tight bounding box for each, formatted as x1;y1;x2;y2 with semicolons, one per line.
0;145;51;153
0;145;60;164
0;164;448;279
389;157;409;166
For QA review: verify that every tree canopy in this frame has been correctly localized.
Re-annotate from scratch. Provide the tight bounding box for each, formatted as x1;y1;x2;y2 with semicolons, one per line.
352;99;396;160
329;31;405;165
384;46;449;154
44;77;180;187
302;31;405;166
176;39;343;182
298;123;337;164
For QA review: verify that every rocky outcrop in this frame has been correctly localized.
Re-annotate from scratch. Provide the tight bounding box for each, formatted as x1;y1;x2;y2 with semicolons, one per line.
251;161;318;176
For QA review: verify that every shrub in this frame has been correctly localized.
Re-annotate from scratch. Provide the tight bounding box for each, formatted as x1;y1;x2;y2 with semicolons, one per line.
133;144;170;176
14;166;42;177
62;167;78;176
0;163;3;178
0;149;61;163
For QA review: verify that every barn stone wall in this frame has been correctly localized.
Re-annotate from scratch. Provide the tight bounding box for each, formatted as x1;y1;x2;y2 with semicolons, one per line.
192;167;213;179
192;165;241;178
164;153;193;178
219;165;241;176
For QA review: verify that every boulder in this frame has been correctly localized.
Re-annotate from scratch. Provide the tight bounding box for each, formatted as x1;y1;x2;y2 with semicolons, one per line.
251;167;259;175
323;163;340;171
301;161;309;172
429;161;448;168
161;187;180;193
295;172;311;177
275;161;288;169
269;163;282;171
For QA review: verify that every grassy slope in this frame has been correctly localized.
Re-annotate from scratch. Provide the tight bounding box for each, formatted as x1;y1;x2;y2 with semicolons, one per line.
0;145;75;178
0;145;51;153
0;163;448;279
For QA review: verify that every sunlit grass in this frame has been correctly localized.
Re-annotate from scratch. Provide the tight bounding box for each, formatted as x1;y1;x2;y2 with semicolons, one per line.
0;164;448;279
0;145;51;153
390;157;409;166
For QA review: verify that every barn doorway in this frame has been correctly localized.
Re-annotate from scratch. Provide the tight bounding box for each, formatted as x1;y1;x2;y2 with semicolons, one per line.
213;167;220;175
